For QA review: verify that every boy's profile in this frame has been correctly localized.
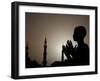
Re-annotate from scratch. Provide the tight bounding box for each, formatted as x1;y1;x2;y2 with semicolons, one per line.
62;26;89;65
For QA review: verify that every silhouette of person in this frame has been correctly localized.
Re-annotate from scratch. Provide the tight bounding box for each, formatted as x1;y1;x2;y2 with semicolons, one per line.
63;26;89;65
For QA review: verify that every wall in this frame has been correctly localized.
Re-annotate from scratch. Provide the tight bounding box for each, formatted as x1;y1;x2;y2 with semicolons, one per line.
0;0;99;81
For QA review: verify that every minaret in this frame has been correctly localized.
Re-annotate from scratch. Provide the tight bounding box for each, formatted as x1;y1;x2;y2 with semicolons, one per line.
43;36;47;66
26;44;28;55
61;51;64;62
61;45;64;62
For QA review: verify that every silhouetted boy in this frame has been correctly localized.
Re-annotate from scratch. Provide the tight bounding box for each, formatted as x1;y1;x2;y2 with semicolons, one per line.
63;26;89;65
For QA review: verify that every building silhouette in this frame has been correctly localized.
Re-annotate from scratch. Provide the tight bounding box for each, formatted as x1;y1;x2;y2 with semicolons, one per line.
25;44;31;68
25;44;41;68
42;37;47;66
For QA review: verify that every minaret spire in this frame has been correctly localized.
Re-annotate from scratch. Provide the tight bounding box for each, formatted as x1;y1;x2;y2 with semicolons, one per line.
43;36;47;66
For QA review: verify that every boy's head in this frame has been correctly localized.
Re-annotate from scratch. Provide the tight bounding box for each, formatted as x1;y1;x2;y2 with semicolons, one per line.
73;26;86;42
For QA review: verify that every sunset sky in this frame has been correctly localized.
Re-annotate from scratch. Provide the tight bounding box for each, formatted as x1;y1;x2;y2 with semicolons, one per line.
25;13;89;66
